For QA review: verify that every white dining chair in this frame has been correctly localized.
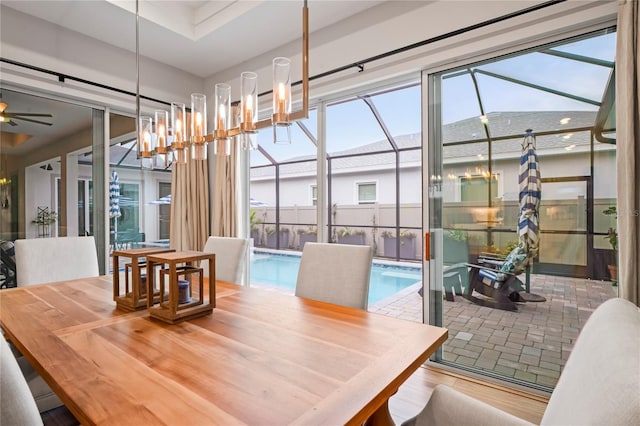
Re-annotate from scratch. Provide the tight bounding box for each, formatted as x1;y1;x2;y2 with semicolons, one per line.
15;236;100;286
12;235;99;413
1;337;44;426
202;236;250;283
295;242;373;310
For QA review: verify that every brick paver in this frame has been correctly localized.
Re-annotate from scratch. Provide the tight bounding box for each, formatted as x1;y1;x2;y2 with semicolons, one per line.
369;274;618;388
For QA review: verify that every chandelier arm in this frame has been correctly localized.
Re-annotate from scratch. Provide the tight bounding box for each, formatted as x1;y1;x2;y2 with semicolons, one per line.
135;0;141;159
239;1;309;133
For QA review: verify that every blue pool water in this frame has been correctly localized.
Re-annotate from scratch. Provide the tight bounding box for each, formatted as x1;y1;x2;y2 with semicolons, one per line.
250;250;422;304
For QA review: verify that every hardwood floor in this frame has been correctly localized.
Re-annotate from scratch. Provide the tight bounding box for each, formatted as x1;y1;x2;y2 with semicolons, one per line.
42;365;548;425
389;364;549;425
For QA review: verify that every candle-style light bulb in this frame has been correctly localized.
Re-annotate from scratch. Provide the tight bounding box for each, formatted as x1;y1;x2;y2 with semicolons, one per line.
244;95;253;124
158;124;165;148
143;131;151;152
195;112;202;138
175;119;182;142
240;71;258;133
278;83;286;114
218;104;226;131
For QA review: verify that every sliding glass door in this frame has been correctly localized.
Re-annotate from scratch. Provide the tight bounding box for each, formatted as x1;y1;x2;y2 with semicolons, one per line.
426;28;617;390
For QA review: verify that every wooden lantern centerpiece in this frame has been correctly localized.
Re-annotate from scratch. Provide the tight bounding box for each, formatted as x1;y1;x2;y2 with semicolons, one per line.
112;247;175;311
145;251;215;324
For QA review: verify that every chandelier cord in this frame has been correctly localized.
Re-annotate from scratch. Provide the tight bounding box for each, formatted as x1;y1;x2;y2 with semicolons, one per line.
136;0;140;153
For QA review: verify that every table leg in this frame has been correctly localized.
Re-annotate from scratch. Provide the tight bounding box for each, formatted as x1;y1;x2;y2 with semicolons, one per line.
364;400;394;426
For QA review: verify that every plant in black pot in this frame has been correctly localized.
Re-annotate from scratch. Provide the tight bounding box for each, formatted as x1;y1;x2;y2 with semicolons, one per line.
603;206;618;283
297;226;317;250
381;230;417;259
265;226;290;249
337;227;365;245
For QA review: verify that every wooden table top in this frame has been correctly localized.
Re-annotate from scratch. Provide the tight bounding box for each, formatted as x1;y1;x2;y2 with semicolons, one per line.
0;276;447;425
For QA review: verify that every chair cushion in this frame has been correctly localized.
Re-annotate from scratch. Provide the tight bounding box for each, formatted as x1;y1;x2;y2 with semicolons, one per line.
498;245;528;279
1;339;44;425
15;236;99;286
295;243;373;310
202;236;249;283
403;384;533;426
16;356;63;413
541;298;640;425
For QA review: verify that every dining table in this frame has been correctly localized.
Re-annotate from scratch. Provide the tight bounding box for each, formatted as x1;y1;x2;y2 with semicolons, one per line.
0;276;447;425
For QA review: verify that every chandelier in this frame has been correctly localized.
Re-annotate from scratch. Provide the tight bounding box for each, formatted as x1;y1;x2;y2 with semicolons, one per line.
136;1;309;168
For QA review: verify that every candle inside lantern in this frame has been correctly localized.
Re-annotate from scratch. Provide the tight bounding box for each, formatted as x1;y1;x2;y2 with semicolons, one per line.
140;274;147;296
178;279;190;304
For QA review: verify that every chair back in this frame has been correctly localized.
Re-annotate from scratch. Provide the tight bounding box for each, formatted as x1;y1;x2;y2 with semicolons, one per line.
541;297;640;425
1;337;43;426
202;236;249;283
295;242;373;310
15;236;100;286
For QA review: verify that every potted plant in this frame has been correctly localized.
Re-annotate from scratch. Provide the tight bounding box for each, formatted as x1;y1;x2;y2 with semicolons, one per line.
381;230;416;259
297;226;317;249
603;206;618;283
33;207;57;238
337;227;365;245
265;226;290;249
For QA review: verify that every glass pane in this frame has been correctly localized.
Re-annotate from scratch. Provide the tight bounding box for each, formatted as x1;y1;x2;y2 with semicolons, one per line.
327;98;387;154
158;182;171;239
255;109;317;162
540;181;587;232
0;89;93;240
250;149;272;167
370;84;421;147
477;52;611;108
358;183;376;203
442;73;484;130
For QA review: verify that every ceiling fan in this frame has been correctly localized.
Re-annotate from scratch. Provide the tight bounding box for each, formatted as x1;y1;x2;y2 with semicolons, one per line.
0;98;53;127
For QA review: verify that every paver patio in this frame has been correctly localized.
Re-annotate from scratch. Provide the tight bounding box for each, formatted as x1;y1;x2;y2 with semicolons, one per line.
369;273;618;388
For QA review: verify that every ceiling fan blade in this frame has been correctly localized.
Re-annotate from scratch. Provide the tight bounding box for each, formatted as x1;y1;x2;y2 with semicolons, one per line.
11;116;52;126
4;113;53;118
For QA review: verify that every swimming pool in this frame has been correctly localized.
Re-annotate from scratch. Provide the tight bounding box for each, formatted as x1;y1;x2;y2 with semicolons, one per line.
250;250;422;304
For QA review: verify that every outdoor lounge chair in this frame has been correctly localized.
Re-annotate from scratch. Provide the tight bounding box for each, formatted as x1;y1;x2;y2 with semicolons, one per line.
443;245;545;311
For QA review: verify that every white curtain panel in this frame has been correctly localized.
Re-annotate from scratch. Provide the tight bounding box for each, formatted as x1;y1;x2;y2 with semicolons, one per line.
170;162;190;251
616;0;640;305
212;143;237;238
188;157;210;251
170;156;210;252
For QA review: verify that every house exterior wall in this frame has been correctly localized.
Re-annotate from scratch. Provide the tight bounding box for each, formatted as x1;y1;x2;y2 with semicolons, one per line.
249;144;617;262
